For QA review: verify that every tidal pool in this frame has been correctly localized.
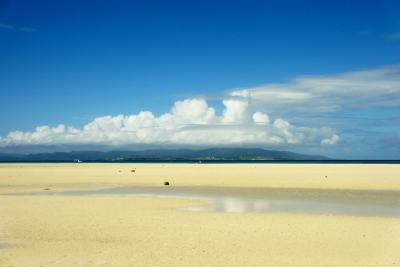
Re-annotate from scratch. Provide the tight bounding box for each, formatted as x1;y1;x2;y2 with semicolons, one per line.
13;185;400;217
183;196;400;217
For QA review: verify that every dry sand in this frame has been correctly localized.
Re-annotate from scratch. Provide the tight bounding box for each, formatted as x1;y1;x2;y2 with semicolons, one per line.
0;163;400;266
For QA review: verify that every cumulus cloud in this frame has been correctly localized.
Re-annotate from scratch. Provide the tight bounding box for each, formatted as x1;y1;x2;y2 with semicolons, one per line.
221;99;248;123
229;65;400;113
252;112;270;125
0;98;338;147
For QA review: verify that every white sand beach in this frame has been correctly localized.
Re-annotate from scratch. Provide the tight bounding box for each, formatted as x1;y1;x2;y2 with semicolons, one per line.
0;163;400;266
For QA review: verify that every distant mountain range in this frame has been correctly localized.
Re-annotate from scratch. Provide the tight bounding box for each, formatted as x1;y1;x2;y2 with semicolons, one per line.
0;148;330;162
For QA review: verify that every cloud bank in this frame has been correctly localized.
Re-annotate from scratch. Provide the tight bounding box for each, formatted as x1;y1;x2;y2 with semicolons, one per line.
230;65;400;113
0;98;338;147
5;64;399;150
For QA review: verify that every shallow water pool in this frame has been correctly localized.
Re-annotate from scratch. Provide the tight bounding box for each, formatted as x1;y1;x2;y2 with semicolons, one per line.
12;185;400;217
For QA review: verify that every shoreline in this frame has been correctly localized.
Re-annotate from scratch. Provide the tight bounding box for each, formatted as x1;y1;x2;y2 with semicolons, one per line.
1;160;400;164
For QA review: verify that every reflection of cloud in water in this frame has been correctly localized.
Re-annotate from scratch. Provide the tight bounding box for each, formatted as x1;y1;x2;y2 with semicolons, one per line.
15;186;400;217
213;198;273;213
215;198;247;212
191;197;400;217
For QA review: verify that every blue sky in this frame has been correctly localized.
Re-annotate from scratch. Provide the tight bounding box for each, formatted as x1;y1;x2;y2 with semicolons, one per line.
0;0;400;158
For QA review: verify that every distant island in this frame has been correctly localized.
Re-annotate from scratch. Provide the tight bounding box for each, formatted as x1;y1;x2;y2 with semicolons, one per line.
0;148;330;162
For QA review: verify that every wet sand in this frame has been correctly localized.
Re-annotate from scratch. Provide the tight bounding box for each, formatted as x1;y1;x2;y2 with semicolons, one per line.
0;163;400;266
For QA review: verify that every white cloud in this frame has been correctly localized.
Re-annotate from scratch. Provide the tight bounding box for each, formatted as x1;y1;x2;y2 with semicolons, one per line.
171;98;216;124
321;134;340;146
229;65;400;113
221;99;248;123
252;112;270;125
0;98;338;147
